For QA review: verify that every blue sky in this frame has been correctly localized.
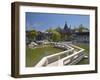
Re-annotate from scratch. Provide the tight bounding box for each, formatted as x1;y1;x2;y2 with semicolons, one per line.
26;12;90;31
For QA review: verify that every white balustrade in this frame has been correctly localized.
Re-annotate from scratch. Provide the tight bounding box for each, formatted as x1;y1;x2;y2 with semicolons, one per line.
35;42;85;67
60;44;85;66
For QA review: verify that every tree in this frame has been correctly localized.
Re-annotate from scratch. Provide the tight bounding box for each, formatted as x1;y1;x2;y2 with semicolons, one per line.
55;27;62;33
51;31;61;42
46;28;53;32
78;24;84;32
26;30;38;42
30;30;38;40
46;28;61;42
73;24;89;32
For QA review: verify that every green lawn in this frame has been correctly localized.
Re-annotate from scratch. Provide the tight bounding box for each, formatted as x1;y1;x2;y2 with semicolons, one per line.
74;43;89;65
26;45;64;67
74;43;89;53
77;58;89;64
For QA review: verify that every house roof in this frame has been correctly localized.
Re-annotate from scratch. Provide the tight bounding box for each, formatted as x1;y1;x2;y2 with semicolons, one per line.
74;32;89;36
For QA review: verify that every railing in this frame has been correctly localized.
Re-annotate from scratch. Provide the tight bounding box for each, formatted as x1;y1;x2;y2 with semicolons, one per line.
35;43;85;67
35;43;74;67
60;47;85;66
47;44;85;66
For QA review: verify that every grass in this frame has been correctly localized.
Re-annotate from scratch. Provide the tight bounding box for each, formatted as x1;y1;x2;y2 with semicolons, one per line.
74;43;89;65
26;45;64;67
74;43;89;53
77;58;89;64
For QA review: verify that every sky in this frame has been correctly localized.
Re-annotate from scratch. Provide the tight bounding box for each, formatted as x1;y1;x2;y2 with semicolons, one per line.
26;12;90;31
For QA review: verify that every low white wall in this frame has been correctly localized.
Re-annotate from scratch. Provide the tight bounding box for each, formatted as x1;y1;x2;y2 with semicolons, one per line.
35;43;74;67
35;42;85;67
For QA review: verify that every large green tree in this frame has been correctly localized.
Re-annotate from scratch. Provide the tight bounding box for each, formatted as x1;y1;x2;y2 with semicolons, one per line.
46;28;61;42
26;30;38;42
52;31;61;42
